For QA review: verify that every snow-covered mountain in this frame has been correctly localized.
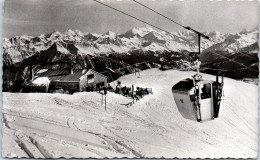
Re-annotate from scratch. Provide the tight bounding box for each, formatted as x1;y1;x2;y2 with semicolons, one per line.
2;26;258;92
202;29;259;54
3;25;258;65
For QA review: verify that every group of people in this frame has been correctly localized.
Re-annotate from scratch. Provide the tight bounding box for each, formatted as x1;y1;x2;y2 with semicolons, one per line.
113;80;152;100
135;87;150;100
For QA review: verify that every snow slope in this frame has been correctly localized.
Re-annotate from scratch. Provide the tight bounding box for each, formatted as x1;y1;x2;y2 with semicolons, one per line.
2;69;258;158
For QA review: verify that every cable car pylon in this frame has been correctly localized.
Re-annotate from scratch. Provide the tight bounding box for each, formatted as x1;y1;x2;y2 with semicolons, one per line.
133;0;224;122
133;0;210;80
94;0;255;122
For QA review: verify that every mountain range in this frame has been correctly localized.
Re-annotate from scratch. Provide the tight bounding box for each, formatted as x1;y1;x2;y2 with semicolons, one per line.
3;25;258;65
2;25;259;91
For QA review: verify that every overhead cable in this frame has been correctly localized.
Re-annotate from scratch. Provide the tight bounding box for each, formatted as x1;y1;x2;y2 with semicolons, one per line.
94;0;258;73
133;0;210;40
94;0;176;36
133;0;186;28
211;51;258;72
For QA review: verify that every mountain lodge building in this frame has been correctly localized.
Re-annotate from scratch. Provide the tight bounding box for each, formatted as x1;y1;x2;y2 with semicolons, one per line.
23;68;108;93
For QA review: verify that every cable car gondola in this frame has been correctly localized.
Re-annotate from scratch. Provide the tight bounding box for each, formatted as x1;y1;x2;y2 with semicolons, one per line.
172;71;224;122
172;30;224;122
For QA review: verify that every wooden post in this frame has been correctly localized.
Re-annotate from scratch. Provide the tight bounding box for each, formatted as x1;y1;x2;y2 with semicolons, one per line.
216;65;219;102
132;84;134;104
101;94;103;105
105;95;106;111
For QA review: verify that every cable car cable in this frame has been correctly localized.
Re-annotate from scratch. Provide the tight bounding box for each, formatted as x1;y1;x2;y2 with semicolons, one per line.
94;0;177;36
133;0;210;40
201;56;258;73
211;51;258;72
94;0;258;73
236;52;258;61
208;39;258;61
206;41;258;61
133;0;186;28
200;67;228;72
229;52;258;62
132;0;257;72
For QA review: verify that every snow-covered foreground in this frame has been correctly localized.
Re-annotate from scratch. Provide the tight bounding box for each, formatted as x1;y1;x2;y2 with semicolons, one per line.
2;69;258;158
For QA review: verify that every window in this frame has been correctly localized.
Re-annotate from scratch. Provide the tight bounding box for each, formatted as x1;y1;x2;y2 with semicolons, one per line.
200;83;211;99
189;88;196;101
87;74;94;79
96;82;105;90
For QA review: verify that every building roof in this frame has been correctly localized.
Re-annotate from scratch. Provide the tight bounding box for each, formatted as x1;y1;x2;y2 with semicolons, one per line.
38;69;71;77
88;69;108;78
37;69;107;82
38;69;85;82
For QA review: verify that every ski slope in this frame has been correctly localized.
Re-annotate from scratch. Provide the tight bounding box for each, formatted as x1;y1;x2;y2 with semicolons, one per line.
2;68;258;158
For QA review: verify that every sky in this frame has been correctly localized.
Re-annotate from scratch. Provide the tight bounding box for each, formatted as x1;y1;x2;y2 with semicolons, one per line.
2;0;259;38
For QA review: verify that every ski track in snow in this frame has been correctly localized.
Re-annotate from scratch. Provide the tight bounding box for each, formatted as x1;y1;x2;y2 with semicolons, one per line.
2;68;258;158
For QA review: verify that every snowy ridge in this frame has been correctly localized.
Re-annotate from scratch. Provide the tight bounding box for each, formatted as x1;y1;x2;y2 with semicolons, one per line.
3;26;258;65
203;29;259;53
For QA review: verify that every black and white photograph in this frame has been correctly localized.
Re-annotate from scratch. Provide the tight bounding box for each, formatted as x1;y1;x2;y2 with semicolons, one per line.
2;0;259;158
